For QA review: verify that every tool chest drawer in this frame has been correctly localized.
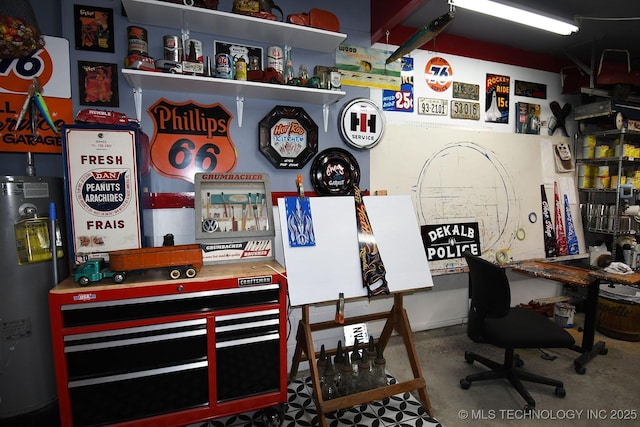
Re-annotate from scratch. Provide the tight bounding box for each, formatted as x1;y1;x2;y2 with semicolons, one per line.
49;261;288;427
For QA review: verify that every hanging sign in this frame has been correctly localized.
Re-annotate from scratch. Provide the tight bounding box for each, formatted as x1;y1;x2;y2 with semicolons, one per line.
259;105;318;169
147;98;237;183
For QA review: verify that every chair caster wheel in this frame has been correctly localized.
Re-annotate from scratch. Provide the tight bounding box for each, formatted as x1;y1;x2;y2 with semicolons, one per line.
574;364;586;375
523;404;534;413
464;352;474;364
555;387;566;398
515;354;524;367
600;347;609;355
460;378;471;389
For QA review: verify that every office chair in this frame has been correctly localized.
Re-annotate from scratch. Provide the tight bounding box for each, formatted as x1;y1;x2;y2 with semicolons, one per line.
460;251;575;410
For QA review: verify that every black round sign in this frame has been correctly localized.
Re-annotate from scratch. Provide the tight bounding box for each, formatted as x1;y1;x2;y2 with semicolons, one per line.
310;148;360;196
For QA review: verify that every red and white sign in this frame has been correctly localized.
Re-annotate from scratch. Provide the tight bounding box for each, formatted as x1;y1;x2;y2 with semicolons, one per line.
64;126;142;264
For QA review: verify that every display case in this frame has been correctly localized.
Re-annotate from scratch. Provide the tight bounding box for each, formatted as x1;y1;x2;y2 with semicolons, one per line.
49;261;288;427
575;128;640;260
194;172;275;264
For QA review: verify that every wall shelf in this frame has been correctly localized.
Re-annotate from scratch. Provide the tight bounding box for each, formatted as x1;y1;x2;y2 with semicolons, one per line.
122;69;345;129
120;0;347;53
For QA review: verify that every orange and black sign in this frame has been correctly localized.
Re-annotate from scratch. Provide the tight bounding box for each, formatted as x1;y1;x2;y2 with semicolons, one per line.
147;98;238;183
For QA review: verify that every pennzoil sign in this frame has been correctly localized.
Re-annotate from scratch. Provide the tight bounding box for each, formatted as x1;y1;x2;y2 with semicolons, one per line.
421;222;481;261
147;98;237;183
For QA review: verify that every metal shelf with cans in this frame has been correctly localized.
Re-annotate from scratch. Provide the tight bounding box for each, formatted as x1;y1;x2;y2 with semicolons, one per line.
575;128;640;262
120;0;347;130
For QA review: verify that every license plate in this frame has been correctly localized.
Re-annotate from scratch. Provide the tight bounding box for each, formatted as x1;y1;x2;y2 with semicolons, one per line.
417;98;448;116
451;100;480;120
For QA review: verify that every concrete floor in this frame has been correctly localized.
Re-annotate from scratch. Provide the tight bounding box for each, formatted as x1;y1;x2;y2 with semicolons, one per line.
384;314;640;427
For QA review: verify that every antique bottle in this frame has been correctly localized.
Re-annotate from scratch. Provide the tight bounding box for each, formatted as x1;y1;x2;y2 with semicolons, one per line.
338;349;355;396
333;340;345;386
321;357;340;400
350;338;361;375
373;344;388;388
283;45;294;84
356;353;373;392
317;344;327;387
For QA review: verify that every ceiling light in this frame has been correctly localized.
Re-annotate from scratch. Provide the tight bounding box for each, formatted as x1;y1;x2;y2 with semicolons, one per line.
448;0;579;35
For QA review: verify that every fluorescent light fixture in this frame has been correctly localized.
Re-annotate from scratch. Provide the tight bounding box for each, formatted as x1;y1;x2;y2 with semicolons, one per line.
449;0;579;35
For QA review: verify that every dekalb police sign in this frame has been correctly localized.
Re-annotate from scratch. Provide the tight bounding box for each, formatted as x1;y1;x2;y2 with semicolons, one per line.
421;222;481;261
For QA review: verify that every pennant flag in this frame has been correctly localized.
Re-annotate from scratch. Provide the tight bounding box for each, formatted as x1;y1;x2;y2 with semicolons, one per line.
564;194;580;255
540;185;557;257
554;182;569;256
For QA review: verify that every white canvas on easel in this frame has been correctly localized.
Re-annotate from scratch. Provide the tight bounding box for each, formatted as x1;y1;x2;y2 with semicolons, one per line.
278;195;433;306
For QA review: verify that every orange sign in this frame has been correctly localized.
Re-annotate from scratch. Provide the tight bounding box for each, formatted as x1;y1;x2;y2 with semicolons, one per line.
0;37;73;154
424;56;453;93
147;98;238;183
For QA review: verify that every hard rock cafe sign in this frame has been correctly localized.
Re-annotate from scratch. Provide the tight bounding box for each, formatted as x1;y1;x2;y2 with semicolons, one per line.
147;98;237;182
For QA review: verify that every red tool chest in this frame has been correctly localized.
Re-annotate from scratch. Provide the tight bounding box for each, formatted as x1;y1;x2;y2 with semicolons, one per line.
49;260;287;427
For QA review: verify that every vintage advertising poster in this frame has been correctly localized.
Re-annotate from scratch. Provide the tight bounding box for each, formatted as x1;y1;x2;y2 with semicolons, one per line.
336;44;401;90
382;57;414;112
63;126;142;265
74;4;114;52
485;73;510;123
78;61;119;107
0;36;73;154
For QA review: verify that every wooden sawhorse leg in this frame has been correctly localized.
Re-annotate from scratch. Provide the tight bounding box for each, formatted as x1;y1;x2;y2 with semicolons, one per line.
288;293;432;427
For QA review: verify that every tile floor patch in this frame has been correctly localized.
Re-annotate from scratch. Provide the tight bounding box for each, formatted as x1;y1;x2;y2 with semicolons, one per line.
187;375;442;427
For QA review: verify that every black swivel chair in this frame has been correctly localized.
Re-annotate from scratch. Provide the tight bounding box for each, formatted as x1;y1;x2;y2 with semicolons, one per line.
460;251;575;410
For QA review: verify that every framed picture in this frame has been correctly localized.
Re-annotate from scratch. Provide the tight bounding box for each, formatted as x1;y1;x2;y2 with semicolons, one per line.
74;4;115;52
78;61;119;107
214;40;263;70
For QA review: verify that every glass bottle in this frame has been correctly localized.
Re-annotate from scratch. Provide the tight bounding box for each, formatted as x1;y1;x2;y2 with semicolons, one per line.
321;357;340;400
356;353;373;392
338;348;355;396
317;344;327;388
366;336;377;362
283;45;294;84
333;340;345;386
350;338;361;376
373;344;388;388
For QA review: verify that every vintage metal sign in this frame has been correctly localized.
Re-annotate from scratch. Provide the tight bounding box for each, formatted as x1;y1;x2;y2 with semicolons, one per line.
338;98;385;150
259;105;318;169
0;36;73;154
147;98;237;182
63;125;142;264
421;222;481;261
514;80;547;99
424;56;453;93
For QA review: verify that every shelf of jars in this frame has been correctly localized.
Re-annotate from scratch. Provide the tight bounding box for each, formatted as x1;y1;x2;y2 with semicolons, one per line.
120;0;347;53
